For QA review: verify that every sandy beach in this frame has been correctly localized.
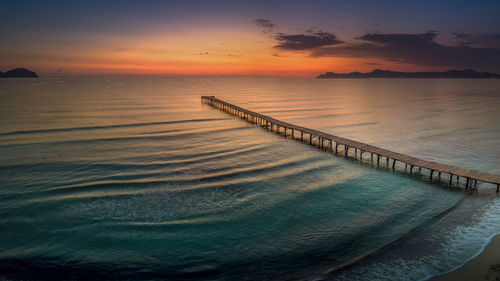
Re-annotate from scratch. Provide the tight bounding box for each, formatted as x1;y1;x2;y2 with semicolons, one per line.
430;234;500;281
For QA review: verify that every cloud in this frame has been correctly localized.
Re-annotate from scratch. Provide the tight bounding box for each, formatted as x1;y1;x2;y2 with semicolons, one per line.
274;31;343;50
452;33;500;48
365;62;380;66
383;58;405;64
254;19;275;29
310;32;500;72
451;32;469;38
304;26;319;33
356;31;439;46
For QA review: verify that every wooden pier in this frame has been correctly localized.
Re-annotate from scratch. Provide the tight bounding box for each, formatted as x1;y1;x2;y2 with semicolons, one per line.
202;96;500;192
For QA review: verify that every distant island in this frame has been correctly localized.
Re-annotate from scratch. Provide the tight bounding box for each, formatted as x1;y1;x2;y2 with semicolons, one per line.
0;68;38;78
317;69;500;79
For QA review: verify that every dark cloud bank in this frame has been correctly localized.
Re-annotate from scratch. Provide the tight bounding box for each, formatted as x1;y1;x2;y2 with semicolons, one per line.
274;31;342;50
269;27;500;71
252;18;500;71
254;19;275;29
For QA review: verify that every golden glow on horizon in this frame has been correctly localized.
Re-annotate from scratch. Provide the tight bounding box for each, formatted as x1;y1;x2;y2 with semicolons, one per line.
2;27;444;77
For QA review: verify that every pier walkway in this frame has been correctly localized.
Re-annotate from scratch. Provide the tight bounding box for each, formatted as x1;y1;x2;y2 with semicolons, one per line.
202;96;500;191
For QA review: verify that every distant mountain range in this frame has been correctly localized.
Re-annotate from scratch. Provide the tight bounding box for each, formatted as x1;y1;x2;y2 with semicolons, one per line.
0;68;38;78
317;69;500;79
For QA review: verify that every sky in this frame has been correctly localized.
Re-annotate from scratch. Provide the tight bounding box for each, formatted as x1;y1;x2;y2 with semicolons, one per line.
1;0;500;77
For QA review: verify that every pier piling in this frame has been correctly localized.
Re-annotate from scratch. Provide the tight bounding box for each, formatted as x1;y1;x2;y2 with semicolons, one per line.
202;96;500;191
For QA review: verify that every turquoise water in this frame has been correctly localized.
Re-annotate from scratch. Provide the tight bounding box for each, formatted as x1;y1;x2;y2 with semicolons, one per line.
0;77;499;280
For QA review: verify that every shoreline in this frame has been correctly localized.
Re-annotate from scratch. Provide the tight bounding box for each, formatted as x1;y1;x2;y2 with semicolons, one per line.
429;234;500;281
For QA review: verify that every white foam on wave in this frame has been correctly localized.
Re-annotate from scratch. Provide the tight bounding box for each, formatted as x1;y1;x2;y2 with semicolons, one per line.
333;197;500;281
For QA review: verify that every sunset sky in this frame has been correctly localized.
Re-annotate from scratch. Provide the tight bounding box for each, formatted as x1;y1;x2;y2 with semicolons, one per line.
2;0;500;77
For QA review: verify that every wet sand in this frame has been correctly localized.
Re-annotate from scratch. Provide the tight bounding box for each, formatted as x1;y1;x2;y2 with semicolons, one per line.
430;234;500;281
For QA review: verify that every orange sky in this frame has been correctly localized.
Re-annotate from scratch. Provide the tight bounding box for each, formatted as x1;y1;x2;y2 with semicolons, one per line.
0;22;449;77
1;30;433;77
3;1;499;77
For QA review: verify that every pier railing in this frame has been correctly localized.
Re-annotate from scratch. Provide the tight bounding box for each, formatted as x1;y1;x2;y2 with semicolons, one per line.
202;96;500;192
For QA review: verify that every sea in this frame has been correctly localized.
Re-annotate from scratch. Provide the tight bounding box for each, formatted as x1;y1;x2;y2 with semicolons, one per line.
0;77;499;280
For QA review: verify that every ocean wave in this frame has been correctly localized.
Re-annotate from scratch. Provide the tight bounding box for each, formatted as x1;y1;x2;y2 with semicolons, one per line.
0;125;256;148
25;159;338;204
0;118;230;137
330;198;500;281
326;197;465;275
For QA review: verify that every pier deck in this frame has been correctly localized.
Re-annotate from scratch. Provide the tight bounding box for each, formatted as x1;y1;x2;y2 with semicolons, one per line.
202;96;500;191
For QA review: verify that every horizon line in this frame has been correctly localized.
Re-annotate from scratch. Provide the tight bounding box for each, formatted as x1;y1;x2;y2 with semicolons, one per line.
14;67;500;78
